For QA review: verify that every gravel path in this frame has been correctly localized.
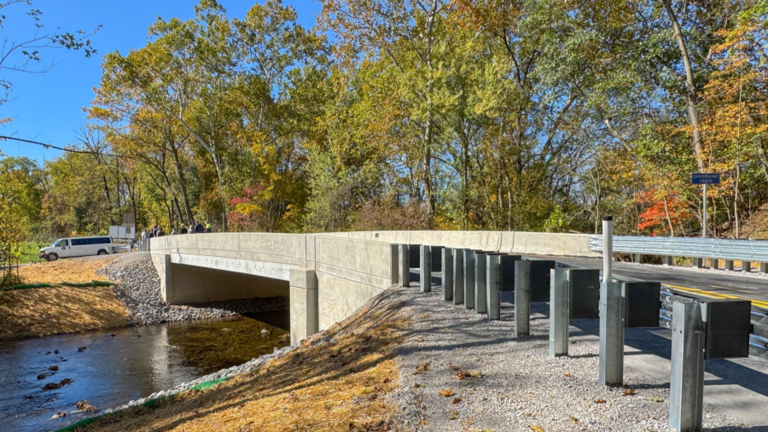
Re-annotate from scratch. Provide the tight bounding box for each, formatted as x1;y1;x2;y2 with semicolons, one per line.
393;281;749;432
97;253;287;325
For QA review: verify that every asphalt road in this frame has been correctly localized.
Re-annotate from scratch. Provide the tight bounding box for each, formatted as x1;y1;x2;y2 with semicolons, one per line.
539;256;768;310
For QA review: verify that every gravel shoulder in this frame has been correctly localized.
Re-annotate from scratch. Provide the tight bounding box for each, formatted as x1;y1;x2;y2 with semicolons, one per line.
393;278;754;432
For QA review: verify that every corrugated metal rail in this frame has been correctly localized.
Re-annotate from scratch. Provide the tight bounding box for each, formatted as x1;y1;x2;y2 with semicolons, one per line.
589;235;768;263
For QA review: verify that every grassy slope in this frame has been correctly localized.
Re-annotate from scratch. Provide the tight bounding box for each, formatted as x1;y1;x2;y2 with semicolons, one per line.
0;256;129;340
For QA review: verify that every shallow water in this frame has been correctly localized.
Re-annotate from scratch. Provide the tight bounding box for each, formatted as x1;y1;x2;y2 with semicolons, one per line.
0;312;289;432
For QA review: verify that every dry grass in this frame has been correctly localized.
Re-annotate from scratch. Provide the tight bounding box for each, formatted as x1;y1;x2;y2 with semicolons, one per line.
0;256;129;340
80;290;410;432
17;255;116;284
0;286;129;340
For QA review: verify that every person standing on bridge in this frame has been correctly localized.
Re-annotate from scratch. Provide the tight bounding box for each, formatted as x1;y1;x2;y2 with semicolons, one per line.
205;220;212;233
180;224;188;234
194;220;205;234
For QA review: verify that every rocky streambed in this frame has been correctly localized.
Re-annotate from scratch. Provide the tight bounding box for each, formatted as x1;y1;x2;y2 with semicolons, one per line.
97;253;287;325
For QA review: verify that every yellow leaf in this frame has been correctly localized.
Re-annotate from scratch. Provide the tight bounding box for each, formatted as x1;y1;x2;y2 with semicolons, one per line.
528;426;546;432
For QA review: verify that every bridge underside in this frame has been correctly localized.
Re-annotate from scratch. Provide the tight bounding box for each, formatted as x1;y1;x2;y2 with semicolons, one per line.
158;257;290;305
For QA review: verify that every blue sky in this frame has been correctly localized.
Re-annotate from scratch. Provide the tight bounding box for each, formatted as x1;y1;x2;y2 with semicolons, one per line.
0;0;321;164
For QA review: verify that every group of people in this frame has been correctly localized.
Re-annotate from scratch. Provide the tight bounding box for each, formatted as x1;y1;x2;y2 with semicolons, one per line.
141;220;212;239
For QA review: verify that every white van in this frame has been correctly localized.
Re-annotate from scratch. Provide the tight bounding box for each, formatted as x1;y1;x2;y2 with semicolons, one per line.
39;236;115;262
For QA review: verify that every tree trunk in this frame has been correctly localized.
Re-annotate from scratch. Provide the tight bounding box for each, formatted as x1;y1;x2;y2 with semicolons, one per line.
170;143;194;225
662;0;706;171
663;196;675;237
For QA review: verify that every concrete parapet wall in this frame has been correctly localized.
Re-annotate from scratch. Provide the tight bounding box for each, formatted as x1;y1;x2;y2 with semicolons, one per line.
331;230;597;258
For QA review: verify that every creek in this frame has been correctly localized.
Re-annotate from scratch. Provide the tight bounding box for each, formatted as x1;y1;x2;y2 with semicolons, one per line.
0;311;289;432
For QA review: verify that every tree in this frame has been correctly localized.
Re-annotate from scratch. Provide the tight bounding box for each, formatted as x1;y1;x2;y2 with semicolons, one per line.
0;0;99;105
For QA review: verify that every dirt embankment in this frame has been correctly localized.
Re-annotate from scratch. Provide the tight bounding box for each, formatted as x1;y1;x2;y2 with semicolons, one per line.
0;256;130;340
77;291;410;432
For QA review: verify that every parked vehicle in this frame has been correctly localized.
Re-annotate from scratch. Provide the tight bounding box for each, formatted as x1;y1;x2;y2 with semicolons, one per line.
39;236;115;262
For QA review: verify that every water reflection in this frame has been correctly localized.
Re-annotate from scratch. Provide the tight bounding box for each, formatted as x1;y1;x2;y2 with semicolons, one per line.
0;312;289;432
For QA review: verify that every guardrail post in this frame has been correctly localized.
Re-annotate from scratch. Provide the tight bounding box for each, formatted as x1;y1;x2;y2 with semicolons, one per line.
634;253;642;263
693;258;704;269
663;256;674;266
453;249;465;305
475;252;487;313
761;263;768;274
420;245;431;293
743;261;752;273
514;260;531;337
602;216;613;281
725;260;734;271
550;268;569;357
399;244;410;287
464;249;475;309
599;281;624;386
669;297;705;432
710;259;719;270
430;245;443;272
442;248;453;301
487;254;501;320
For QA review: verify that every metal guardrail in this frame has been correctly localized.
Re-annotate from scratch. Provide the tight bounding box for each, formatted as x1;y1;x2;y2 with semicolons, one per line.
589;235;768;263
554;261;768;359
659;289;768;359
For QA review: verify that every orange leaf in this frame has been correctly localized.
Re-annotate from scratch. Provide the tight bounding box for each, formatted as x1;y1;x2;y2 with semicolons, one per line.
439;389;455;397
528;426;546;432
593;398;606;404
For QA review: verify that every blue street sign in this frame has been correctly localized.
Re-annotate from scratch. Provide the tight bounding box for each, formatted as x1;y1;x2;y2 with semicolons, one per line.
691;173;720;185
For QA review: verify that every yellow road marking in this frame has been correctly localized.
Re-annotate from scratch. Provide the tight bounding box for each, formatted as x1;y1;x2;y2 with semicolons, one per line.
664;284;768;309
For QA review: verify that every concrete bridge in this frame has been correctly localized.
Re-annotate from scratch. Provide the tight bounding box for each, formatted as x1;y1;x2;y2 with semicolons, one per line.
149;231;596;343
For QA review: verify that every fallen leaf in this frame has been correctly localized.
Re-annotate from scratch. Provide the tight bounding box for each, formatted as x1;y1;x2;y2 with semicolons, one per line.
448;410;459;420
413;383;423;388
528;426;545;432
564;372;572;378
457;370;470;380
51;412;67;419
623;388;636;396
382;377;391;384
36;374;46;380
48;365;58;371
568;415;579;424
447;365;460;371
452;397;462;404
647;396;664;403
469;370;483;378
593;398;606;404
77;347;87;352
439;389;455;397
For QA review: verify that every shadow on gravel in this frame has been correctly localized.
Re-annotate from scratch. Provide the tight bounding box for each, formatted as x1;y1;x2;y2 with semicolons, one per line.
569;315;768;400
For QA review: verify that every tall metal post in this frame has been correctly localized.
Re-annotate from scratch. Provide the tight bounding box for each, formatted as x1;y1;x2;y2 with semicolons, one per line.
514;260;530;337
475;252;487;313
399;244;410;288
603;216;613;283
463;249;475;309
549;268;570;357
599;281;624;386
453;249;464;305
486;254;501;320
441;248;453;301
669;297;705;432
702;183;707;238
420;245;431;293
